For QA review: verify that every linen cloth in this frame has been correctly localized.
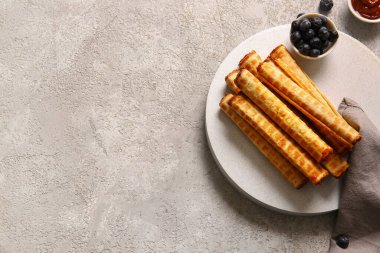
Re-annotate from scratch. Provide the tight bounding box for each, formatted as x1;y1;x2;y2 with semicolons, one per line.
329;98;380;252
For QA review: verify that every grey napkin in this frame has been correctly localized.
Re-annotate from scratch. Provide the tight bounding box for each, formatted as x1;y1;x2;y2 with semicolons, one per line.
329;98;380;252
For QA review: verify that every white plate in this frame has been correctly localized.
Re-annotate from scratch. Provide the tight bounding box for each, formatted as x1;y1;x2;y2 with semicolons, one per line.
205;25;380;215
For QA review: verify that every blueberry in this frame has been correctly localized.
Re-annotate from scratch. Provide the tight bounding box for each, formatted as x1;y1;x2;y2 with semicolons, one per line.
320;0;334;11
318;27;330;40
290;31;302;44
310;48;321;57
320;15;328;25
299;19;311;32
321;39;330;51
303;29;315;41
335;234;349;249
298;43;311;56
297;13;305;18
291;20;300;32
295;39;305;49
310;17;323;29
310;37;322;48
328;30;339;42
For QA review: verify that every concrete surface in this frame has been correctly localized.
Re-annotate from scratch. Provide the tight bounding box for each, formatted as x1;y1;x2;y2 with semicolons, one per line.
0;0;378;252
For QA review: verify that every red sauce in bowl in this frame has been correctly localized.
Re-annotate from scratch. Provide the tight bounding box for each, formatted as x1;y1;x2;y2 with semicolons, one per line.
352;0;380;19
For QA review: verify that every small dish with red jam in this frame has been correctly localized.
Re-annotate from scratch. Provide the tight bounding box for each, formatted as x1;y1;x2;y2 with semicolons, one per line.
348;0;380;23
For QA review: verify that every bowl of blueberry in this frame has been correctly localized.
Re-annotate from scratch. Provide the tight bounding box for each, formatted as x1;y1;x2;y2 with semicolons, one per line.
290;13;339;60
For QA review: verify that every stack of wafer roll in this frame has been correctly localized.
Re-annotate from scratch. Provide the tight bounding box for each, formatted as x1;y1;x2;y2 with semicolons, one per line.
220;45;359;188
220;94;308;189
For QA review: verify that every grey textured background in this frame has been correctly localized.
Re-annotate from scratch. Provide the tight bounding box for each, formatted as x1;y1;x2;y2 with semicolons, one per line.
0;1;378;252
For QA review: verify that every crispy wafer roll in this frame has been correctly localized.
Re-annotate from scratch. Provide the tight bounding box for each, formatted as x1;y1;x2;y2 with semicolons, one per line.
270;45;340;117
321;152;349;178
236;69;333;162
257;67;353;153
237;54;351;153
239;50;262;77
309;114;353;154
238;51;303;116
229;94;329;184
239;48;352;154
258;60;361;145
257;71;353;153
220;94;307;188
225;69;240;93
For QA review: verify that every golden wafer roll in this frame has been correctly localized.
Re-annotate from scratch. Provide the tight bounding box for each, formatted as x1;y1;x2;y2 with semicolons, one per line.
245;52;348;152
239;50;262;77
229;94;329;185
321;152;349;178
236;69;333;162
270;45;340;117
220;94;307;188
225;69;240;93
239;52;300;113
257;72;353;153
258;60;361;145
237;47;353;154
309;114;353;154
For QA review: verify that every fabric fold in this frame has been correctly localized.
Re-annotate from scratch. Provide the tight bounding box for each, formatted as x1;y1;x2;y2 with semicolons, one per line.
329;98;380;253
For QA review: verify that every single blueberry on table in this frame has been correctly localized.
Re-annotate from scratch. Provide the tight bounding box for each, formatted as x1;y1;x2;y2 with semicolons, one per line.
320;0;334;11
335;234;349;249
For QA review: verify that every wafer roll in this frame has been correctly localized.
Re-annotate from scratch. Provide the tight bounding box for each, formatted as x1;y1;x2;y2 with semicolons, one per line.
270;45;340;117
225;69;240;93
258;72;353;153
249;57;351;153
238;52;301;114
321;152;349;178
220;94;307;188
257;71;353;153
238;56;352;153
258;60;361;145
309;114;353;153
229;94;329;184
236;69;333;162
239;50;262;77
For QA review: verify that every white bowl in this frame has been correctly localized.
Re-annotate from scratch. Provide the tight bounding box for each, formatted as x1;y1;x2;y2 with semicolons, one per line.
347;0;380;24
290;13;338;60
